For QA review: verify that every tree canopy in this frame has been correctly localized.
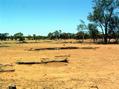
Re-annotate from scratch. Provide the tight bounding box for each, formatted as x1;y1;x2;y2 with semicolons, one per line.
88;0;119;43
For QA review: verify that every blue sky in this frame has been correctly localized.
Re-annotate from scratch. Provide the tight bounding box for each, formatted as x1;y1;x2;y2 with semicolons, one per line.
0;0;92;35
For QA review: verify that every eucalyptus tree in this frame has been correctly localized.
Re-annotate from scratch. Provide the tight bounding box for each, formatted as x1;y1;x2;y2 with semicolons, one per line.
77;20;87;42
14;32;25;42
88;23;99;42
0;33;9;41
88;0;119;43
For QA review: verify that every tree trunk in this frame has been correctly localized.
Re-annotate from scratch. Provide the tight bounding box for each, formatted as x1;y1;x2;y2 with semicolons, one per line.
82;34;84;43
104;24;108;44
104;34;108;44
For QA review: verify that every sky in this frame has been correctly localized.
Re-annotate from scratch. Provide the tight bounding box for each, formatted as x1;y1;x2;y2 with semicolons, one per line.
0;0;92;36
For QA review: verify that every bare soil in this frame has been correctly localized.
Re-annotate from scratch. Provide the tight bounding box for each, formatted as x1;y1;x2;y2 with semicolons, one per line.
0;40;119;89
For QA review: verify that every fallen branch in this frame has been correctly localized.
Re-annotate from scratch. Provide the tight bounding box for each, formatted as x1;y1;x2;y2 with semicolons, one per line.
55;54;70;57
0;69;15;72
0;64;15;73
16;58;68;65
0;64;13;66
29;47;79;51
41;58;68;63
16;61;41;64
28;46;99;51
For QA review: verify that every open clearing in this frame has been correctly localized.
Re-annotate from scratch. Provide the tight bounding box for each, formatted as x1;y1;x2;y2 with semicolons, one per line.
0;40;119;89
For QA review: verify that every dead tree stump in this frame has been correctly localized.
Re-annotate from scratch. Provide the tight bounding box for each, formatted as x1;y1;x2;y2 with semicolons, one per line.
8;84;16;89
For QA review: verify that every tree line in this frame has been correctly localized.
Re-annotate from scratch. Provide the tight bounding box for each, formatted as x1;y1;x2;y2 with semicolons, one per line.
0;32;47;42
0;30;105;43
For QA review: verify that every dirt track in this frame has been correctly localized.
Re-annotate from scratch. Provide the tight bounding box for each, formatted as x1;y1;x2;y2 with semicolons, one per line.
0;40;119;89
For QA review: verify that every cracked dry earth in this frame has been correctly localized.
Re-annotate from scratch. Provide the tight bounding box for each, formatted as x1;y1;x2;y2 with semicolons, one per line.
0;41;119;89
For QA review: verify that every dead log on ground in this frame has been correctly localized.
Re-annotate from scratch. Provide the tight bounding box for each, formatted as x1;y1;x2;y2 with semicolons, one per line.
0;69;15;72
16;58;68;65
28;46;99;51
55;54;70;57
29;47;79;51
0;64;15;72
0;64;13;66
41;58;68;63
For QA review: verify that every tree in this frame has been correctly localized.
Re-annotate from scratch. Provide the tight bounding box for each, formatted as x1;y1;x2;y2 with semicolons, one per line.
0;33;9;41
33;34;37;40
48;32;54;40
88;23;99;42
14;32;25;43
60;32;72;39
47;30;62;40
53;30;61;40
77;20;87;42
27;35;32;40
108;15;119;43
88;0;119;43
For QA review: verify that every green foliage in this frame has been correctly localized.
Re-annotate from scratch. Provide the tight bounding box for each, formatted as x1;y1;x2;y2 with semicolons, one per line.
77;20;87;32
14;32;25;42
88;0;119;43
47;30;61;39
77;20;88;42
0;33;9;41
88;23;99;42
47;30;76;40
